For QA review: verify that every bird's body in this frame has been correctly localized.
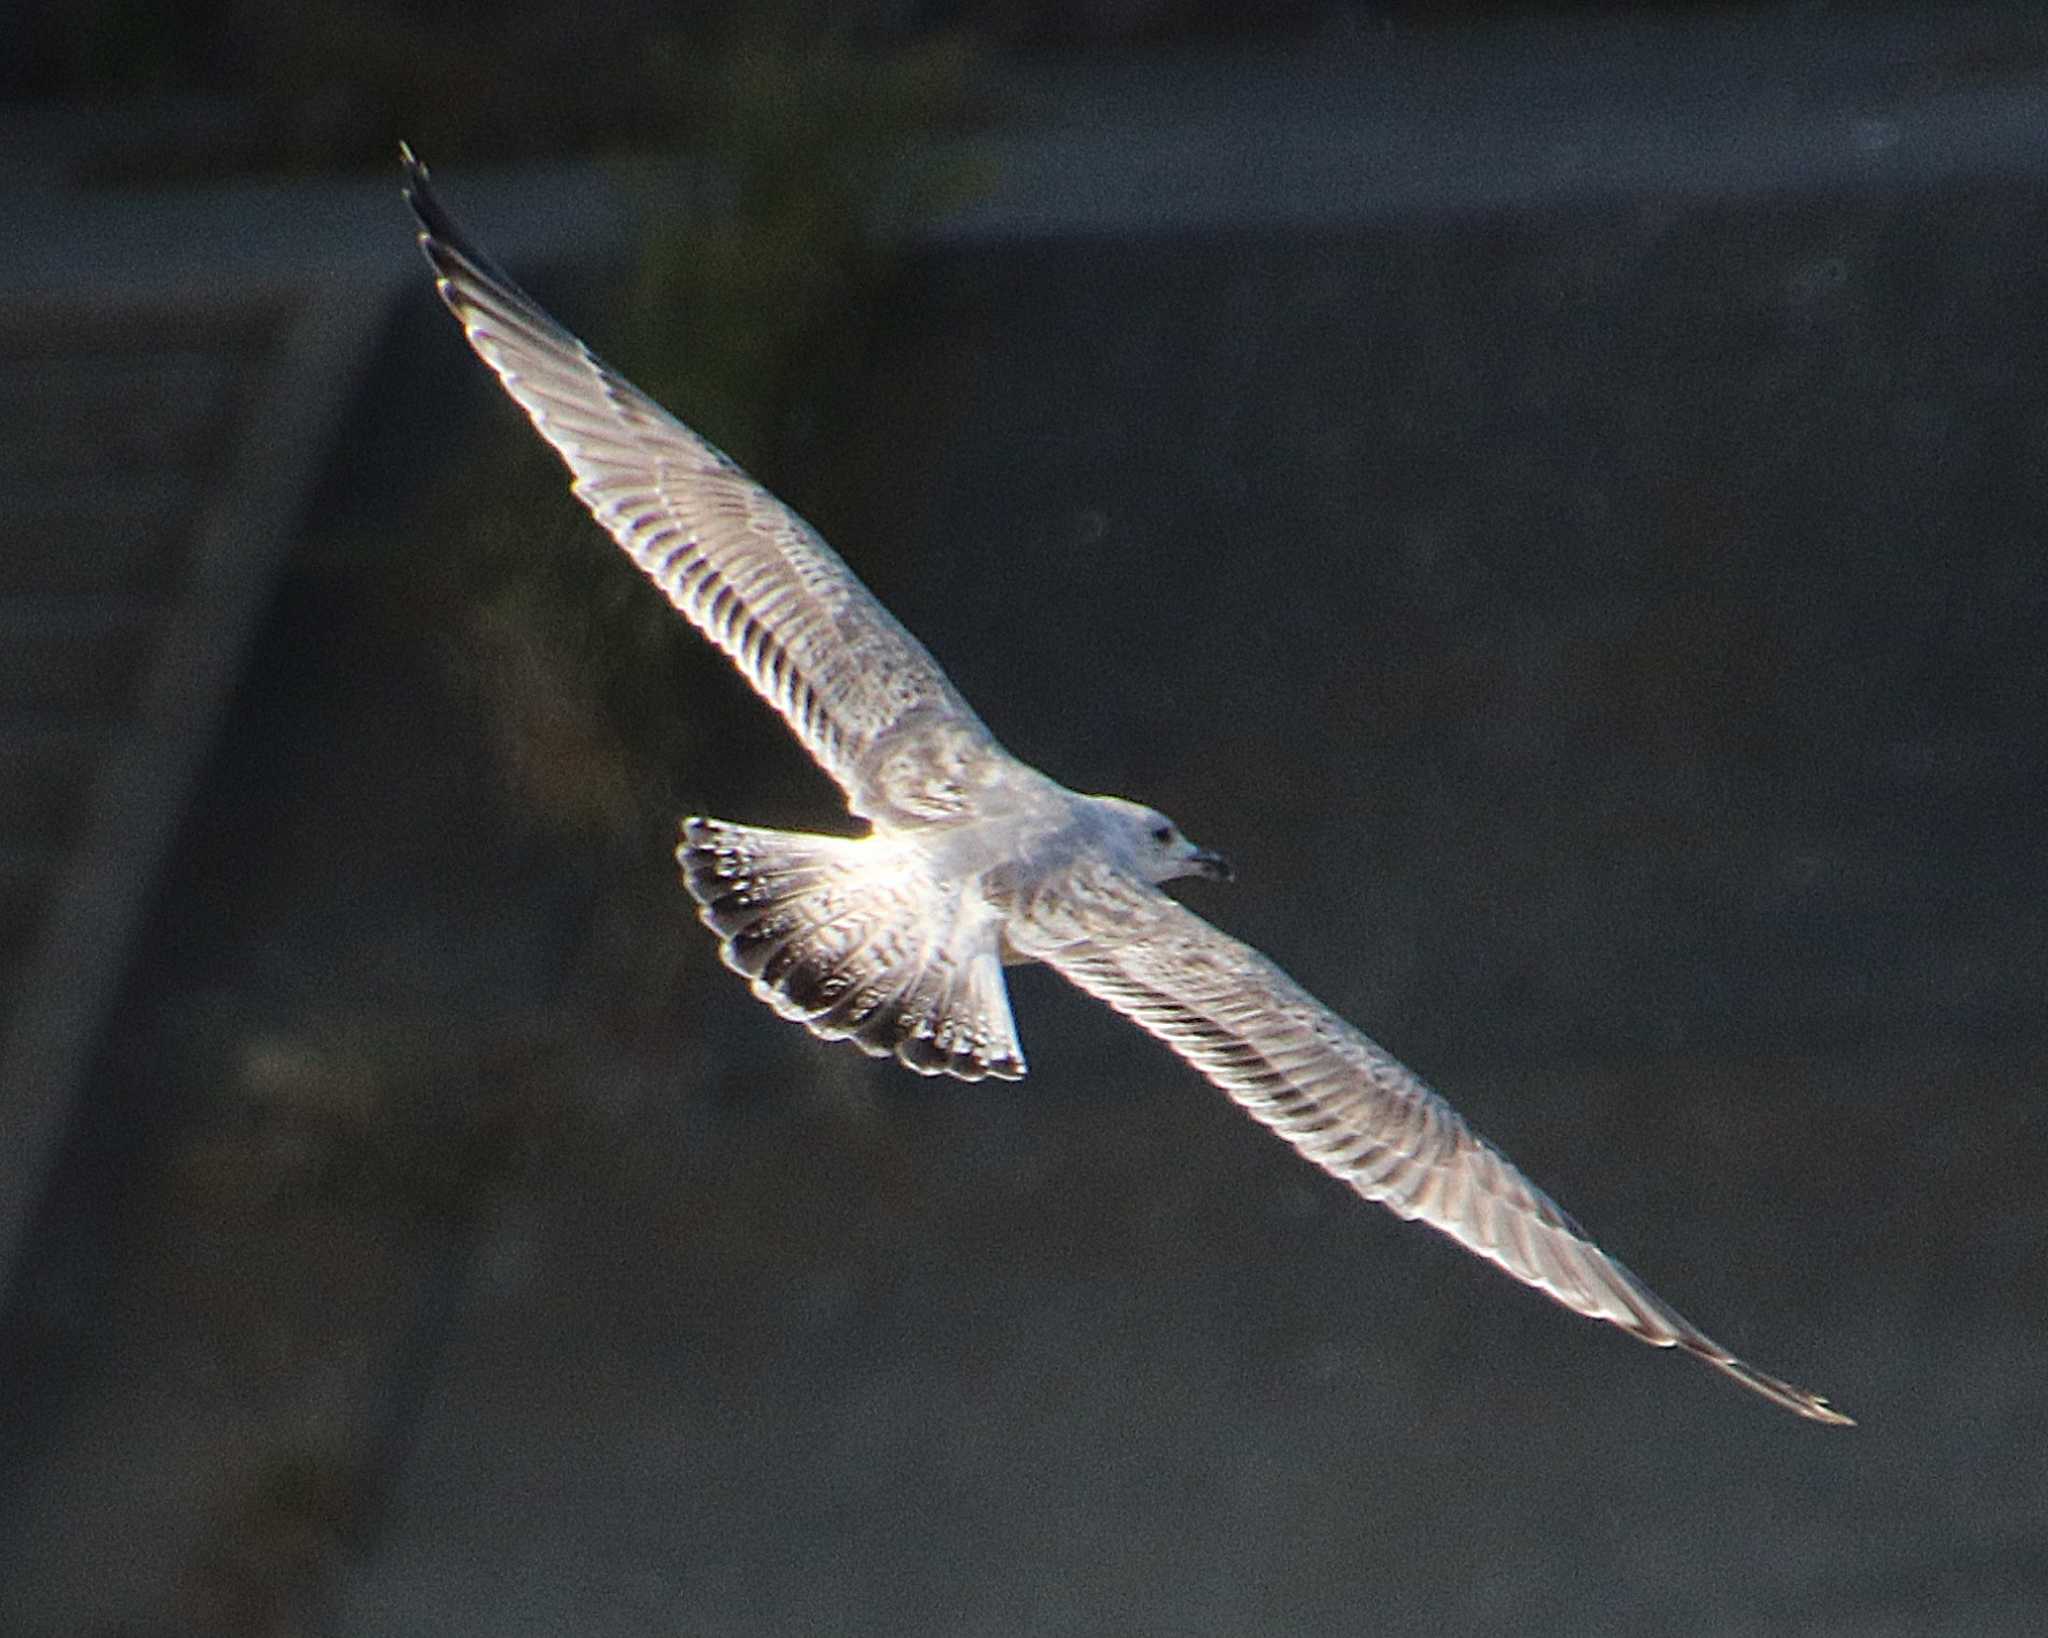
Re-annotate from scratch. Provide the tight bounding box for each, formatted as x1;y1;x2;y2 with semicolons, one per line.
402;147;1850;1426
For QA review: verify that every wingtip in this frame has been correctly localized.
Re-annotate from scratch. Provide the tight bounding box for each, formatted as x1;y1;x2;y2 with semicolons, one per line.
397;145;551;332
1692;1341;1855;1427
1794;1389;1856;1428
397;141;428;206
1772;1384;1856;1428
397;141;449;241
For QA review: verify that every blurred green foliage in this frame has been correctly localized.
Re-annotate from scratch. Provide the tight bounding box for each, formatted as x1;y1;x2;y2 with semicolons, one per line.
625;25;990;456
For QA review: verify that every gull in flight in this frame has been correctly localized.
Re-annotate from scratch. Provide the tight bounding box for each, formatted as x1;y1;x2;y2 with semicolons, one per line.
402;147;1849;1425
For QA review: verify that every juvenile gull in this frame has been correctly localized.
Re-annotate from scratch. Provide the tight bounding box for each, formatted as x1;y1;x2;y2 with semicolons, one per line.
402;147;1850;1426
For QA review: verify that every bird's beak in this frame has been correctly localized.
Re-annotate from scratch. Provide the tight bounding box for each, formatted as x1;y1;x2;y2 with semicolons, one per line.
1188;847;1234;883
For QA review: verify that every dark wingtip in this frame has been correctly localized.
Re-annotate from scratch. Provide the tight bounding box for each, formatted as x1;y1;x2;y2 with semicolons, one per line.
397;141;434;225
394;142;539;325
396;141;458;258
1685;1338;1856;1426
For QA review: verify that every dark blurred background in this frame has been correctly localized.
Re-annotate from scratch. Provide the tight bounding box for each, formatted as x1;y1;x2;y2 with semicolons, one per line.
3;2;2046;1634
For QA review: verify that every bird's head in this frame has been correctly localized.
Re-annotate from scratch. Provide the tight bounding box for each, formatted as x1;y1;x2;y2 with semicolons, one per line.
1092;796;1233;886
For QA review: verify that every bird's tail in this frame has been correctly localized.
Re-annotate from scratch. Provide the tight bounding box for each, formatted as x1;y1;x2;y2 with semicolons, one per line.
677;817;1026;1082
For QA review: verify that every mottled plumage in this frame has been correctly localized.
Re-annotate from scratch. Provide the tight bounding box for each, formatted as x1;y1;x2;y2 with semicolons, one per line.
404;147;1849;1425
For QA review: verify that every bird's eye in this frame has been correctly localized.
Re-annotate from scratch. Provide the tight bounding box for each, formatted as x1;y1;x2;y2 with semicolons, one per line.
1151;824;1174;845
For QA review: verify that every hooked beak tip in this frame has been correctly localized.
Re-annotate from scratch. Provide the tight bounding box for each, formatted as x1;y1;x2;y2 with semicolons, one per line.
1191;848;1234;883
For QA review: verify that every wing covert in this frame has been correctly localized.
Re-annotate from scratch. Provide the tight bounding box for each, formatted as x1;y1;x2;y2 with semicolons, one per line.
401;147;1003;822
1017;881;1850;1425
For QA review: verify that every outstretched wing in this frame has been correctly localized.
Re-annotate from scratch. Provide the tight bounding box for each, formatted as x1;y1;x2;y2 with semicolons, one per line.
1015;876;1850;1425
401;147;1007;824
